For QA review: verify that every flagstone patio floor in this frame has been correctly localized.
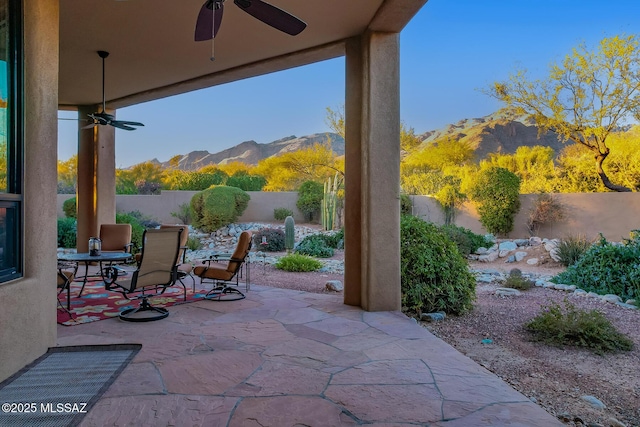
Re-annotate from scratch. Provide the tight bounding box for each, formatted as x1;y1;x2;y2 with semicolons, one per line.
57;283;563;426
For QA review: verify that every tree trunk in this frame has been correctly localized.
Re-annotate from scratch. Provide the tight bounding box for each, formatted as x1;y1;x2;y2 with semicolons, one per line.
594;150;632;192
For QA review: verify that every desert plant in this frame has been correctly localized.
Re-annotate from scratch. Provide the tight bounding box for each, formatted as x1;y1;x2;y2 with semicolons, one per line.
526;299;634;355
322;173;340;230
274;207;293;221
226;172;267;191
186;235;202;251
322;228;344;249
401;215;476;316
62;197;76;219
295;234;334;258
190;186;250;233
526;193;564;236
434;184;466;225
438;224;491;256
400;194;413;216
504;268;534;290
252;228;286;252
296;180;324;222
57;217;77;248
468;167;521;235
284;216;295;252
170;202;192;225
555;234;592;267
553;233;640;301
275;253;322;272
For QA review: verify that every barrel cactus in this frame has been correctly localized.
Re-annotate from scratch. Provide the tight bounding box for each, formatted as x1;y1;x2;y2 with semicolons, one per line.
284;216;295;252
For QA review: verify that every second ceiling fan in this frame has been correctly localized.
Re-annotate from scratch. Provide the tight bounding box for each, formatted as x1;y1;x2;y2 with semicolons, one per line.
195;0;307;41
83;50;144;131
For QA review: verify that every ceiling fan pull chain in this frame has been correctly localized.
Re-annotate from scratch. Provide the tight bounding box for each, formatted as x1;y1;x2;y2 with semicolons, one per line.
210;5;216;61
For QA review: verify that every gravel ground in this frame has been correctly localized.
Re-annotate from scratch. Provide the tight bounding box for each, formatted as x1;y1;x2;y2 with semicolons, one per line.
250;248;640;427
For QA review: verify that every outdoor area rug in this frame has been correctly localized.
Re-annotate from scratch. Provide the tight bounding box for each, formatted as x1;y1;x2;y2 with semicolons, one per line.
57;280;209;326
0;344;141;426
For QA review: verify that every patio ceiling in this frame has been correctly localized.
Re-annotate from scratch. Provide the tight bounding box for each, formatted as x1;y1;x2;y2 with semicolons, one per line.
59;0;427;110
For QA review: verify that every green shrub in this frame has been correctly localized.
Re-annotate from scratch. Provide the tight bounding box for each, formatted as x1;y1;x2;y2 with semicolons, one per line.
526;300;634;355
468;167;521;235
552;233;640;301
322;228;344;249
401;215;476;316
186;236;202;251
252;228;285;252
504;268;534;290
296;234;334;258
438;224;490;256
115;212;146;251
296;181;324;222
62;197;76;219
226;172;267;191
57;217;77;248
274;207;294;221
275;253;322;272
556;234;592;267
170;203;192;225
190;186;250;233
400;194;412;216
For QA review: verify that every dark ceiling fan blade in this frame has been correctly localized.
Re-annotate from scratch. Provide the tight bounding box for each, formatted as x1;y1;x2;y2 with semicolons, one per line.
115;120;145;127
234;0;306;36
110;121;137;131
195;0;224;41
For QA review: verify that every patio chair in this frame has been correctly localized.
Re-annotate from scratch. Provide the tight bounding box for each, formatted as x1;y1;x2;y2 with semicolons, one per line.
57;260;78;315
102;228;183;322
99;223;133;253
194;230;252;301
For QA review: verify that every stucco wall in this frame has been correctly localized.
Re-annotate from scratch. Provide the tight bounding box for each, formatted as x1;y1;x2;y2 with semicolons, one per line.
0;0;59;382
59;191;640;241
58;191;306;225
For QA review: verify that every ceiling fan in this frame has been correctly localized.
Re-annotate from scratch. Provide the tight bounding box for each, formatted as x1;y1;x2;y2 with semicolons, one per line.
82;50;144;131
195;0;307;41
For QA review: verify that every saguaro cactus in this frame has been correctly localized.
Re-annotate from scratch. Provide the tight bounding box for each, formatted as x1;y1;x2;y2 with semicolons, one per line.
284;215;295;252
322;173;340;231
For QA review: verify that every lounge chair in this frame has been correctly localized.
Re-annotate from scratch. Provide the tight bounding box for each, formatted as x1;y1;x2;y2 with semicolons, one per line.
194;230;252;301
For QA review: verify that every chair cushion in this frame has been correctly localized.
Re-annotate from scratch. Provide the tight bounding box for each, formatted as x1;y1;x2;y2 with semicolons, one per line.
194;265;234;281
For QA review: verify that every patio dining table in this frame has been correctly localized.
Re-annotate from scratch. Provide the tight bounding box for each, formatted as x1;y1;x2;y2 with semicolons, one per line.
57;252;133;297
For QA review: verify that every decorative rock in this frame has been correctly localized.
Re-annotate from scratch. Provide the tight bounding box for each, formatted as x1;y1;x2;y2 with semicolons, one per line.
478;251;499;263
573;289;587;296
475;247;488;255
476;274;495;283
421;312;445;322
515;251;527;262
495;287;522;297
587;292;601;298
542;282;556;289
467;254;479;261
581;395;606;410
526;258;539;265
498;241;517;251
534;279;545;287
607;417;627;427
529;236;542;246
615;302;638;310
626;299;637;306
513;239;529;247
504;255;516;263
498;250;511;258
601;294;622;304
325;280;343;292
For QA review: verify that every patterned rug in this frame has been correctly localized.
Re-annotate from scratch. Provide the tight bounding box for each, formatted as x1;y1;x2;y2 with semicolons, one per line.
57;279;208;326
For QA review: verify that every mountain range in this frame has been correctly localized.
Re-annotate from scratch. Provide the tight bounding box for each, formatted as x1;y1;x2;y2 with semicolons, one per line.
146;111;567;170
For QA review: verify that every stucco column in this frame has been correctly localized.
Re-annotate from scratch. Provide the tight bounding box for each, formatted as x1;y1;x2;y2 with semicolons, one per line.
344;32;401;311
76;106;117;251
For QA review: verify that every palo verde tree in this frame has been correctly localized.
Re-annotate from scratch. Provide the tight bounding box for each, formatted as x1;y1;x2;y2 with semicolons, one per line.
488;34;640;192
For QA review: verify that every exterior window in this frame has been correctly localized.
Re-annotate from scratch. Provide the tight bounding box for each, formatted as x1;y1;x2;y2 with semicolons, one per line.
0;0;22;282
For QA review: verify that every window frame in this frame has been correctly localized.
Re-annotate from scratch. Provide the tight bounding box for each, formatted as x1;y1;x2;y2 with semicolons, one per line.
0;0;23;283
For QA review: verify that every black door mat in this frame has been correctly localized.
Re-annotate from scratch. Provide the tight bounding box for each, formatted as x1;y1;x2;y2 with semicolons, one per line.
0;344;141;426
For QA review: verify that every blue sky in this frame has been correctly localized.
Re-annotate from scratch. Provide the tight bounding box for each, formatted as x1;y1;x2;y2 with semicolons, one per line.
58;0;640;167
